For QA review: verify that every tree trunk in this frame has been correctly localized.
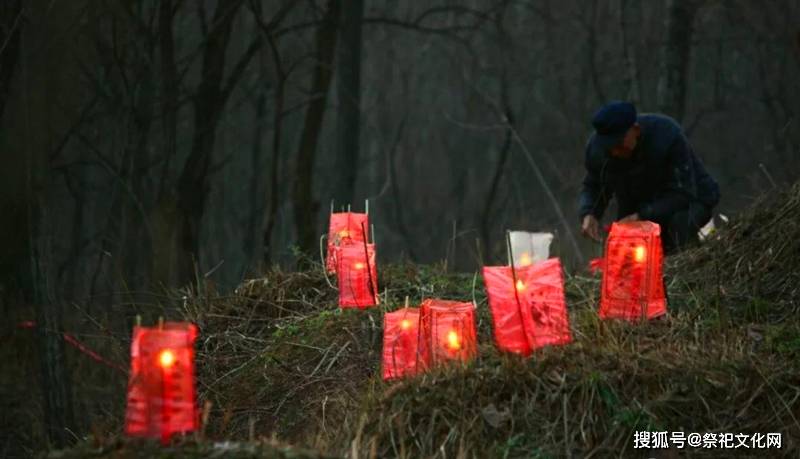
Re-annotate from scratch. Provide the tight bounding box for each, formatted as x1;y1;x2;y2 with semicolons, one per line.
22;0;77;444
176;0;241;285
262;33;285;266
153;0;179;287
246;87;266;263
159;0;178;176
333;0;363;207
292;0;341;260
31;202;75;448
388;116;416;261
657;0;697;123
0;0;22;121
480;107;513;260
620;0;642;104
248;1;299;266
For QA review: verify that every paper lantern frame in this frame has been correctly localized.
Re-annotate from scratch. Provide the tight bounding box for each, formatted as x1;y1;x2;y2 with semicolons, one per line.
337;242;379;308
517;258;572;349
483;258;571;355
326;212;369;273
382;307;421;381
419;299;478;367
482;266;532;356
599;221;667;321
124;322;199;444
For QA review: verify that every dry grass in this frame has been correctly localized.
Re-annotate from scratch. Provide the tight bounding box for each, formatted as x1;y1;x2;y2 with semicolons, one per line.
350;301;799;457
668;180;800;319
47;437;335;459
345;184;800;458
47;184;800;457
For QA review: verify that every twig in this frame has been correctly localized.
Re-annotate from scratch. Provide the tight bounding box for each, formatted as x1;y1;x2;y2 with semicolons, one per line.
325;341;351;373
308;343;335;379
753;362;800;432
319;235;336;289
759;163;777;189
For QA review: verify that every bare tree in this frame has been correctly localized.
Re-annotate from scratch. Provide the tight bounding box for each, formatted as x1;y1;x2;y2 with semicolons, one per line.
21;0;82;446
249;0;299;265
619;0;641;104
29;162;76;448
261;32;285;265
0;0;22;121
480;74;514;257
333;0;364;208
0;0;26;295
657;0;697;122
292;0;341;260
176;0;261;284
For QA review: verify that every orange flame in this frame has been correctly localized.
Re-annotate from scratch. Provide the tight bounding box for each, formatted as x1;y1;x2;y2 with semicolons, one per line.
519;252;532;267
338;230;350;239
446;330;461;350
633;245;646;263
515;279;526;291
158;349;176;368
400;319;412;330
354;262;365;270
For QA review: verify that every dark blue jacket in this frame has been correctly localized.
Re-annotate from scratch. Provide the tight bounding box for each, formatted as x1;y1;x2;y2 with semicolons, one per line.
578;114;720;222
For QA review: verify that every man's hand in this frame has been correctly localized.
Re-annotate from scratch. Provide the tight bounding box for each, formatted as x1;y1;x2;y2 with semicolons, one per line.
619;213;640;222
581;215;602;242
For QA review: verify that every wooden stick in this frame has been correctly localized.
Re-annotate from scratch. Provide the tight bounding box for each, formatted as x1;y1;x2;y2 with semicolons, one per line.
365;199;369;215
641;238;651;323
506;231;527;334
360;222;377;304
506;231;513;266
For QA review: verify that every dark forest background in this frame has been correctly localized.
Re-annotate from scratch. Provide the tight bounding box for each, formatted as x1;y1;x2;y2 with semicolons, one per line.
0;0;799;453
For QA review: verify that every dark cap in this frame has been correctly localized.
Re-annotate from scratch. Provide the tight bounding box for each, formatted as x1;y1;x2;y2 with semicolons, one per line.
591;101;637;152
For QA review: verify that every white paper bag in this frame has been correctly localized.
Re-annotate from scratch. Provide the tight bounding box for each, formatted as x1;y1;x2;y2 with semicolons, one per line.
507;231;554;267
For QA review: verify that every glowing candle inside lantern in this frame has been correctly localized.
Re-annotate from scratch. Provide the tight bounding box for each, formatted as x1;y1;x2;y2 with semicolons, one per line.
515;279;526;291
157;348;175;445
519;252;532;267
400;319;412;331
354;262;365;270
633;245;646;263
446;330;461;350
158;349;176;368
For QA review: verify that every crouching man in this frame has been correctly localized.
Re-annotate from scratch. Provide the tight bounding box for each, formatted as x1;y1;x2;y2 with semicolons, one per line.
578;101;720;253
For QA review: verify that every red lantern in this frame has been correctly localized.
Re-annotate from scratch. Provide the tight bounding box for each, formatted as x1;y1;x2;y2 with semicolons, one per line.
599;221;666;321
326;212;368;273
482;266;532;356
419;299;477;367
337;243;379;308
483;258;571;355
124;322;199;444
382;307;421;381
517;258;572;349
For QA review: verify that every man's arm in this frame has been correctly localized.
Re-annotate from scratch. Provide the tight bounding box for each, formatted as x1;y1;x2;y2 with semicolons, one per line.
578;143;611;221
638;134;697;221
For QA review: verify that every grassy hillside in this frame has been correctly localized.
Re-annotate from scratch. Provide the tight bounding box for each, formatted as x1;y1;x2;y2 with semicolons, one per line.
46;183;800;458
